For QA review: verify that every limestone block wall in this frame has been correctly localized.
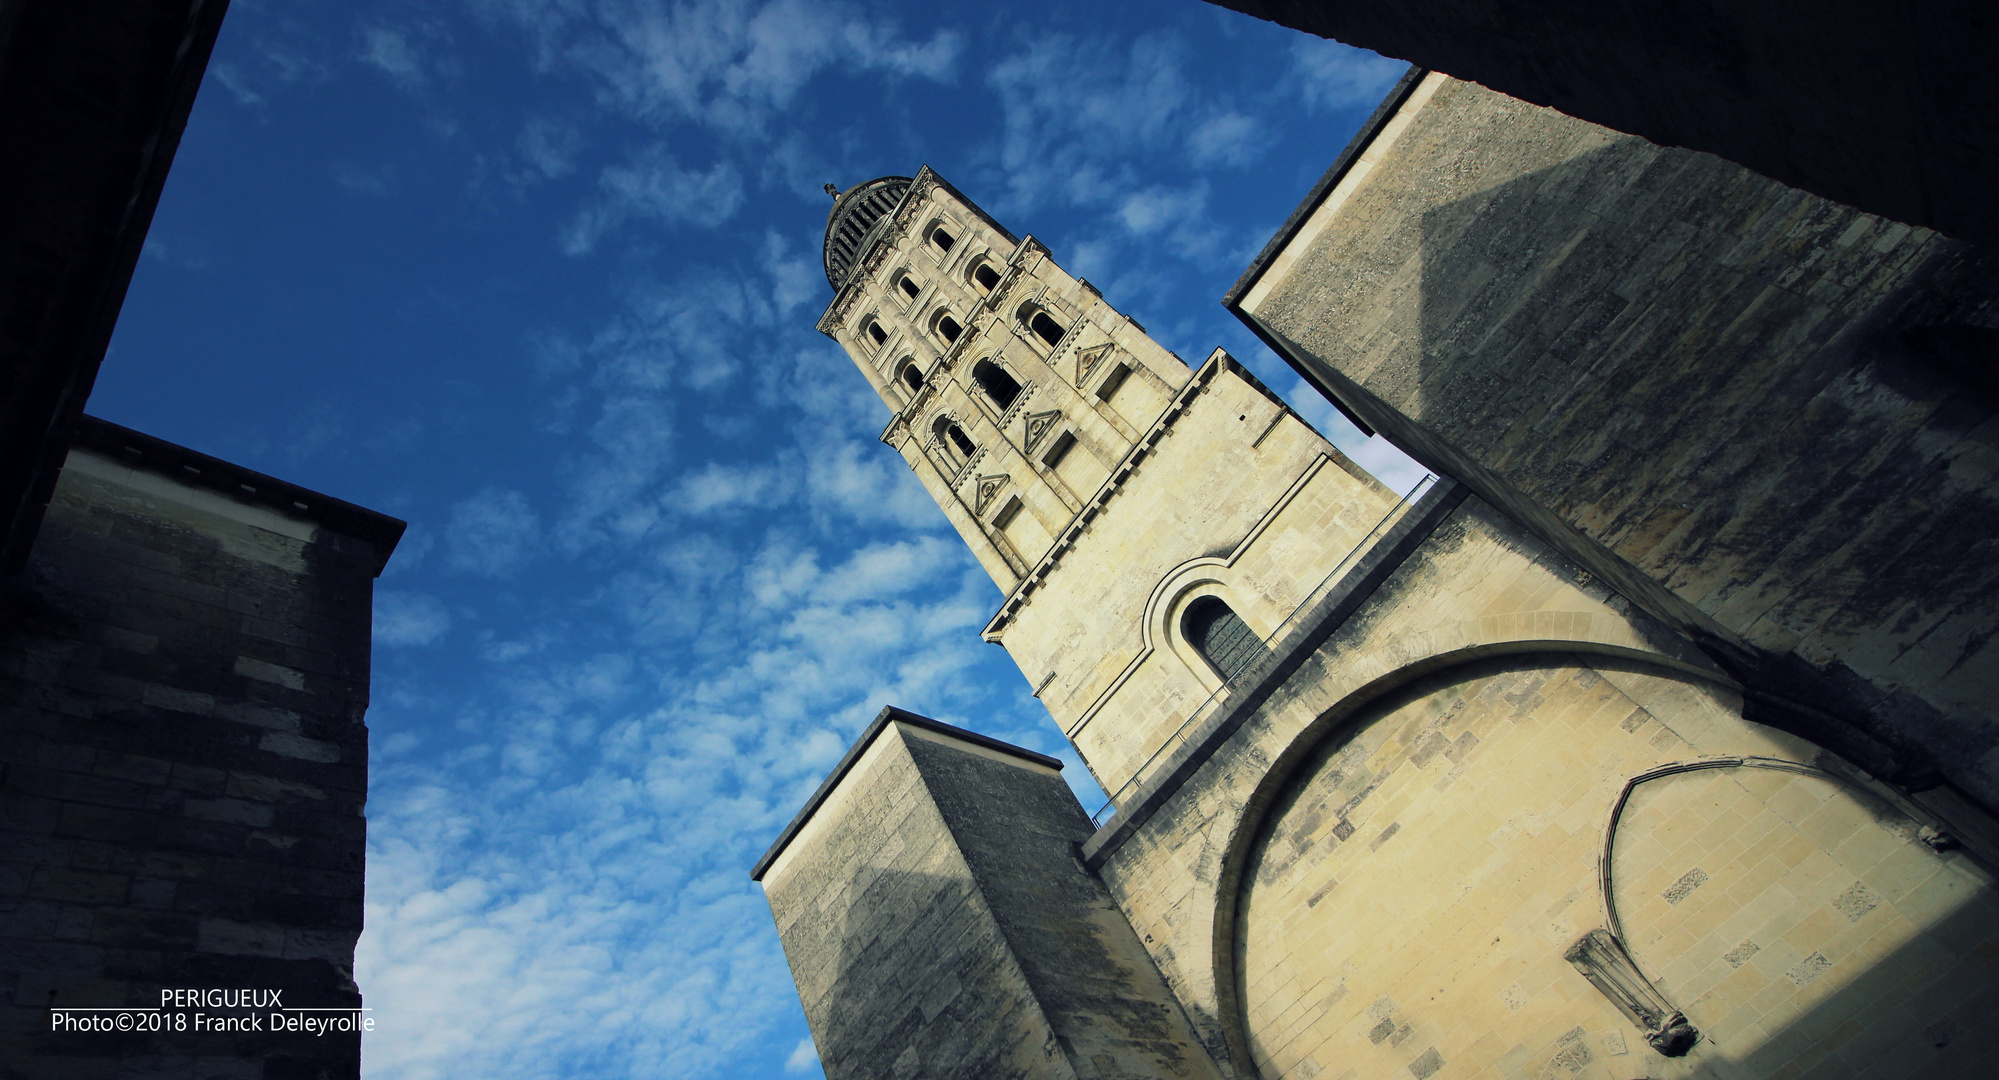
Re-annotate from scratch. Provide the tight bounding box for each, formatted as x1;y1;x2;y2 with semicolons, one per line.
992;358;1399;794
755;709;1221;1080
1084;494;1999;1079
1234;72;1999;808
824;168;1197;588
0;429;397;1080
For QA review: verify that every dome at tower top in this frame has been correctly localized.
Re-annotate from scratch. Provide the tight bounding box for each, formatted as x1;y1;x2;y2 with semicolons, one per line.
823;175;914;289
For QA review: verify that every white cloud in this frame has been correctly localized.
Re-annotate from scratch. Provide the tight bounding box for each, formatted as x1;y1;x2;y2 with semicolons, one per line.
493;0;959;137
1187;111;1265;167
1290;38;1406;112
783;1035;818;1073
674;461;791;516
336;161;396;196
517;116;582;179
564;151;745;255
446;489;543;577
374;592;452;647
361;27;425;88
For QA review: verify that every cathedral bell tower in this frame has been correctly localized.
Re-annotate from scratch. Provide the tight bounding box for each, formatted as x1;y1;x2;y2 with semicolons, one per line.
818;171;1192;587
815;168;1402;794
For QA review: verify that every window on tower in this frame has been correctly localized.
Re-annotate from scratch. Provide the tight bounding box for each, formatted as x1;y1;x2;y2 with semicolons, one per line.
1024;308;1067;349
1182;596;1267;683
972;360;1022;411
932;414;976;464
972;263;1001;294
937;314;963;344
929;225;956;253
899;362;924;394
899;275;921;302
865;321;887;348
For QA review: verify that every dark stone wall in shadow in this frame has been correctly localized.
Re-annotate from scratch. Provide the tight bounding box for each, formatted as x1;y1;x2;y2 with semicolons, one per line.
1246;78;1999;813
0;463;375;1080
1204;0;1999;249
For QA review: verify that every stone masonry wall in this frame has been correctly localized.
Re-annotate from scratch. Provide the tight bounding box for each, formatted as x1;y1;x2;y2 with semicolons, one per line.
1239;74;1999;807
0;447;382;1080
1088;494;1999;1080
758;717;1221;1080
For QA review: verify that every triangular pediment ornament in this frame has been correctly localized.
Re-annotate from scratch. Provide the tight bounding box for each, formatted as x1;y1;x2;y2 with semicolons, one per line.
1023;410;1061;453
1075;342;1114;386
974;474;1009;517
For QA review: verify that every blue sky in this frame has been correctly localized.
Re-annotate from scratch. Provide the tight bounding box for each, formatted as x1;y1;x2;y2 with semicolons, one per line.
93;1;1417;1076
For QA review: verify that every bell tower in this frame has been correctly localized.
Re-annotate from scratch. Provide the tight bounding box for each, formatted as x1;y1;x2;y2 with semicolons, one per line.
817;170;1196;588
816;168;1403;793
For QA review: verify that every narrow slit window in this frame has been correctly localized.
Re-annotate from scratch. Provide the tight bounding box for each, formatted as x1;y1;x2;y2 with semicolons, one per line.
972;360;1022;411
1096;362;1131;402
938;314;963;344
899;276;921;301
1040;431;1076;468
1029;310;1066;349
973;264;1001;293
1182;596;1267;682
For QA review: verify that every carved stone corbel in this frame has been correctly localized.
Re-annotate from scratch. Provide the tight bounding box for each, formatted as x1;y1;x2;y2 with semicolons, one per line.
1563;929;1699;1056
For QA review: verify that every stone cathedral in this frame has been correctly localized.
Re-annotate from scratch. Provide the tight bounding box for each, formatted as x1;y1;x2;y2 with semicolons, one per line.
753;73;1999;1080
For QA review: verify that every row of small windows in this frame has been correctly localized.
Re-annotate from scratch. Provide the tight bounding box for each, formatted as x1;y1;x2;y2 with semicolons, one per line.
878;306;1061;351
894;358;1021;415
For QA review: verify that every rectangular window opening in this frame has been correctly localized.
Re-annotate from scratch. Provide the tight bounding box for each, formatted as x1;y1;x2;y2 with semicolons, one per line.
1096;362;1131;403
1040;431;1076;469
993;494;1024;529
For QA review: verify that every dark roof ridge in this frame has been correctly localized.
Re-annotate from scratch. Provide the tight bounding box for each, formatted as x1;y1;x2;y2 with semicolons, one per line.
71;414;407;576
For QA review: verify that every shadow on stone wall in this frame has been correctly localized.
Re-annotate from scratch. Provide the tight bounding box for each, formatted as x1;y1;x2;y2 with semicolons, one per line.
1409;134;1999;807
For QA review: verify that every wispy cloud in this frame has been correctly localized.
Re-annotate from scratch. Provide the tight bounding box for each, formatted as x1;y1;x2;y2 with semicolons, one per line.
374;592;453;646
489;0;959;137
361;26;426;88
1290;37;1406;112
446;489;543;577
562;151;745;254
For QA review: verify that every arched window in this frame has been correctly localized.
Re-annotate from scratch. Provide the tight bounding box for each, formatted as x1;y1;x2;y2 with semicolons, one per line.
932;415;976;462
899;275;921;302
866;321;887;348
972;359;1022;411
937;314;963;344
929;225;956;253
1182;596;1266;682
1027;309;1066;349
899;362;923;393
972;263;1001;294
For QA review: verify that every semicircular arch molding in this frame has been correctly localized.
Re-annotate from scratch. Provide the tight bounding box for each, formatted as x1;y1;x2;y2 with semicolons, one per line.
1186;641;1993;1080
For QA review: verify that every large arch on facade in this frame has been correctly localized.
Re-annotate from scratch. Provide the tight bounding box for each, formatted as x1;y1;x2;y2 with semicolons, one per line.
1200;641;1997;1080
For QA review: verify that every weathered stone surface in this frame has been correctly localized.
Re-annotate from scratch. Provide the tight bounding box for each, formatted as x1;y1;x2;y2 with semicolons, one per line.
1091;496;1999;1080
0;426;396;1080
756;710;1221;1080
1203;1;1999;250
785;161;1999;1080
1235;73;1999;808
